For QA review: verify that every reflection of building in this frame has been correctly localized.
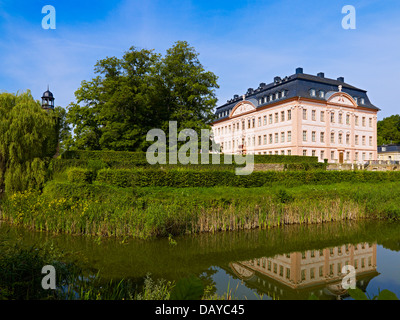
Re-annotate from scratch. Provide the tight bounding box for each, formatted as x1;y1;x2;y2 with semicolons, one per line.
229;243;379;300
212;68;379;163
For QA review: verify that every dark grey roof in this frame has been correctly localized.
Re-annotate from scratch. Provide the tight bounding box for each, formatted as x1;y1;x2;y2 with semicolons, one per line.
215;69;379;121
42;90;54;98
378;145;400;153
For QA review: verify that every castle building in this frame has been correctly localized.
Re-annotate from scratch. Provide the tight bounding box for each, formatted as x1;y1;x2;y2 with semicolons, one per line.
212;68;379;163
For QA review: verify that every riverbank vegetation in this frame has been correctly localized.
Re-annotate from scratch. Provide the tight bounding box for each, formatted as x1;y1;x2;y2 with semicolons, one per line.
1;148;399;239
2;180;400;239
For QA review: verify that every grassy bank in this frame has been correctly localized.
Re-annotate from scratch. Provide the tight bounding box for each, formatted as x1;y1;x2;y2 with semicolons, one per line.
1;181;400;239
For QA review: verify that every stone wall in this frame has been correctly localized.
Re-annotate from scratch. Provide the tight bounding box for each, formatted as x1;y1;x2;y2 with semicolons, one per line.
327;163;400;171
253;163;285;171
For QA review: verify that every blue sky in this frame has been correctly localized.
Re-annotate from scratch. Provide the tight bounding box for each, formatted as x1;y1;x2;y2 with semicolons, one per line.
0;0;399;119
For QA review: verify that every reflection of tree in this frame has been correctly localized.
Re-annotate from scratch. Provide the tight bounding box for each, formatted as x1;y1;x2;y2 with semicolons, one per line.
198;268;218;297
380;240;400;252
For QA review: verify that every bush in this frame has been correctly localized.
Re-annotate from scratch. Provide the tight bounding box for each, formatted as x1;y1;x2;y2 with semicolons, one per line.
49;159;89;175
96;168;136;188
43;180;134;202
94;168;400;188
67;168;95;184
61;151;319;165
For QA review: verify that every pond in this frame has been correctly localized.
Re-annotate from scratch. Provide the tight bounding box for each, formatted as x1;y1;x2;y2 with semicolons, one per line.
1;219;399;300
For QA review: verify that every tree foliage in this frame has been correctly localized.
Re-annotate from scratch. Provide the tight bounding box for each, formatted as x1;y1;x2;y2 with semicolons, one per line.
66;41;219;151
0;91;58;193
377;115;400;145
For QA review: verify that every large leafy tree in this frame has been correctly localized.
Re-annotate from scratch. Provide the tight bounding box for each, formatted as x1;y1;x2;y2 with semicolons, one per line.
0;91;58;193
66;41;219;151
155;41;219;134
377;115;400;145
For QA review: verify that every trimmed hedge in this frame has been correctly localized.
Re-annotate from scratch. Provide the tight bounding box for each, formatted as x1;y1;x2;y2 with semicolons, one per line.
94;168;400;188
49;159;89;175
43;180;133;201
50;159;109;175
61;150;319;164
67;168;95;184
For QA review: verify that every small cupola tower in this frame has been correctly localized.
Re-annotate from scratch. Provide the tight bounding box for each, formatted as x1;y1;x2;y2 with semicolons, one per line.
41;86;55;111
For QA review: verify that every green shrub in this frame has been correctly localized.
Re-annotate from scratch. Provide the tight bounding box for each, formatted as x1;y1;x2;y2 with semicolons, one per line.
67;168;95;184
86;159;109;172
49;159;89;175
61;151;319;165
94;168;400;188
96;168;136;188
42;180;135;203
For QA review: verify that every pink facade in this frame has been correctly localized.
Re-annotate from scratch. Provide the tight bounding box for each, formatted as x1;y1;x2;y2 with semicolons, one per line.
212;88;378;163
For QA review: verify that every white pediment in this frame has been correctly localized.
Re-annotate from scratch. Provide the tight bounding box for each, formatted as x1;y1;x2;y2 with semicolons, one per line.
230;263;255;279
328;93;356;107
230;102;256;118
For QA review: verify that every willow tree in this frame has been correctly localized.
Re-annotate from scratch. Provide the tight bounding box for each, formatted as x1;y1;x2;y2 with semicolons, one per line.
0;91;58;193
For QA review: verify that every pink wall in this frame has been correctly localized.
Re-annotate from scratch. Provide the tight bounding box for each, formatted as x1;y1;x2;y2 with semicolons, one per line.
212;93;378;163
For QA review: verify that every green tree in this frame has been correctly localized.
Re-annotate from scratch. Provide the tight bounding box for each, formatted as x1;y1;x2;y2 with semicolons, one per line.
66;41;219;152
155;41;219;135
377;115;400;145
54;106;72;154
0;91;58;193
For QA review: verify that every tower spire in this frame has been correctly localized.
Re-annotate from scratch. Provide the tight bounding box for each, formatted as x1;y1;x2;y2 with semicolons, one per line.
41;86;54;111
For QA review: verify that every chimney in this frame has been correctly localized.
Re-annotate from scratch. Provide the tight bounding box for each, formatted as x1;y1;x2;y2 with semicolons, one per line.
233;94;239;99
337;77;345;82
296;67;303;74
259;82;266;88
247;88;254;94
317;72;325;78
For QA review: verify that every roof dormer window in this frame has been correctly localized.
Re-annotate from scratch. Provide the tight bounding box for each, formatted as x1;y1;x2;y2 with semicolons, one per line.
354;97;358;104
310;89;316;97
319;90;325;98
360;98;365;104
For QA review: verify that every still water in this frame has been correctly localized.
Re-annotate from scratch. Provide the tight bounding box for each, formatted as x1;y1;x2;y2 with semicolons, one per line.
1;220;399;300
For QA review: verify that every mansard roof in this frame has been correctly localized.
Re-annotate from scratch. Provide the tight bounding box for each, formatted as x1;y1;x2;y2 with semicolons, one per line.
378;145;400;153
215;68;379;121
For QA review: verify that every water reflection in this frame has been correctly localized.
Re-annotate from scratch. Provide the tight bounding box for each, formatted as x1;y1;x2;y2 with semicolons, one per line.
228;243;379;300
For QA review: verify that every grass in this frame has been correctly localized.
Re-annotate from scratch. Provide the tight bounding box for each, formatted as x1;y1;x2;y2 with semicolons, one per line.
1;181;400;239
